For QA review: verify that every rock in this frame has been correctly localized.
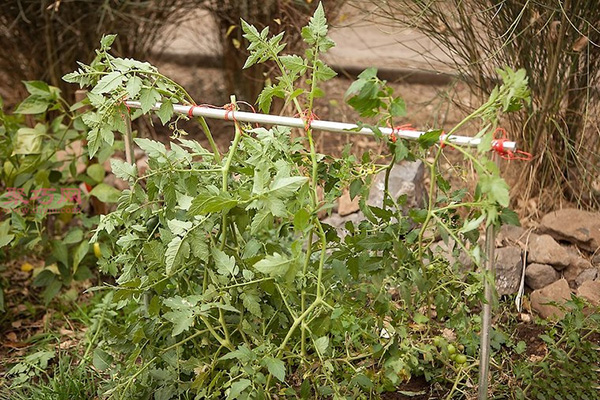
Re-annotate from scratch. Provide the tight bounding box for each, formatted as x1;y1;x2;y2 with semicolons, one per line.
563;254;594;287
591;252;600;267
576;280;600;306
575;267;598;287
530;278;572;319
104;173;129;191
136;156;149;176
322;211;366;240
527;234;570;269
525;263;559;290
337;188;360;216
494;247;523;295
429;239;473;270
539;208;600;253
496;225;528;247
367;160;426;209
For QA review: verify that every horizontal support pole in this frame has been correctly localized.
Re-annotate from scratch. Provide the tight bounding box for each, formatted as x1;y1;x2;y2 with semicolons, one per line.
125;101;517;151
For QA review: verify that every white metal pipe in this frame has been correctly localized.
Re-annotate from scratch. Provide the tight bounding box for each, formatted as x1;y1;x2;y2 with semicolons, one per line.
125;101;518;151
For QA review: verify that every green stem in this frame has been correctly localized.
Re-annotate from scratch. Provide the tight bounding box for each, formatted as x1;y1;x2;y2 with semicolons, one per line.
197;116;221;163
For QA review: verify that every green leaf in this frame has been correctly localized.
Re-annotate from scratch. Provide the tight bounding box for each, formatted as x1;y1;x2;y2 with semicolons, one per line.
72;240;89;274
87;128;102;158
280;55;307;75
220;345;256;363
86;163;106;183
134;138;167;158
308;3;328;38
165;236;189;275
89;183;121;203
164;307;195;336
240;292;262;317
139;88;161;113
418;129;442;149
212;248;238;277
100;34;117;49
0;220;15;248
228;379;251;399
254;253;292;277
459;214;485;233
263;357;286;382
91;72;124;94
500;207;521;226
479;174;510;207
157;100;174;125
125;75;143;98
189;192;238;215
314;60;336;82
389;96;406;117
293;208;311;231
14;95;50;114
349;179;362;200
13;127;43;154
269;176;308;198
358;67;378;80
23;81;51;96
92;348;113;371
314;336;329;355
110;159;137;181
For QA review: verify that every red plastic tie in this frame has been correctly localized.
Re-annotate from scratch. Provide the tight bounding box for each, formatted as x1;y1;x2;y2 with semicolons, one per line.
492;128;533;161
296;110;319;133
223;103;236;122
390;123;416;143
188;104;198;118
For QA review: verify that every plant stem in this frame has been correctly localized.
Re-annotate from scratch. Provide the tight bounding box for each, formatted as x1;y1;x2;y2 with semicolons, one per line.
197;116;221;163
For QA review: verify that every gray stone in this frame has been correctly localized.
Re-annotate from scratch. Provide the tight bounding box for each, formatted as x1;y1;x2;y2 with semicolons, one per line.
525;263;559;290
575;267;599;287
494;247;523;295
527;234;570;269
540;208;600;253
563;254;594;288
429;239;474;270
530;278;572;320
496;225;528;247
576;280;600;306
367;160;426;209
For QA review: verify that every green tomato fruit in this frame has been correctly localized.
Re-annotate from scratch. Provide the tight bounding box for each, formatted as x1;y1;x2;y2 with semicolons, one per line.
447;344;456;355
455;354;467;364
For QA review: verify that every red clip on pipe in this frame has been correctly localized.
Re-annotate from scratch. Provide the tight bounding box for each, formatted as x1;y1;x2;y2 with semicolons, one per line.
492;128;533;161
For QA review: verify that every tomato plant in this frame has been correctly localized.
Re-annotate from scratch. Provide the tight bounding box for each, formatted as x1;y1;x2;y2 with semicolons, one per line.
62;3;530;398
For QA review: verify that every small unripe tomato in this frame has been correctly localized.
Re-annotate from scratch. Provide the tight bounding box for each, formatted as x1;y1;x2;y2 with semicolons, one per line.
93;242;102;258
455;354;467;365
447;344;456;355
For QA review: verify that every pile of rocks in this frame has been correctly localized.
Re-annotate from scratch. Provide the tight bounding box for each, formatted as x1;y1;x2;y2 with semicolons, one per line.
495;208;600;319
322;161;599;320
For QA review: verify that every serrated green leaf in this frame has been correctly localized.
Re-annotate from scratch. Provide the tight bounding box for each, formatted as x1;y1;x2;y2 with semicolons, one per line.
91;71;124;94
110;158;137;181
164;308;195;336
167;219;193;236
212;248;238;277
314;60;336;82
269;176;308;198
220;345;256;363
134;138;167;158
125;75;143;98
189;192;238;215
417;129;442;149
293;208;311;231
139;87;160;113
280;55;307;74
165;236;190;274
241;292;262;317
228;379;251;399
263;357;285;382
254;253;291;277
157;100;174;125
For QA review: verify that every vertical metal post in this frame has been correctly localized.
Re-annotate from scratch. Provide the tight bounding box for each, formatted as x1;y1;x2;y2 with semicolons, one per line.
478;154;498;400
